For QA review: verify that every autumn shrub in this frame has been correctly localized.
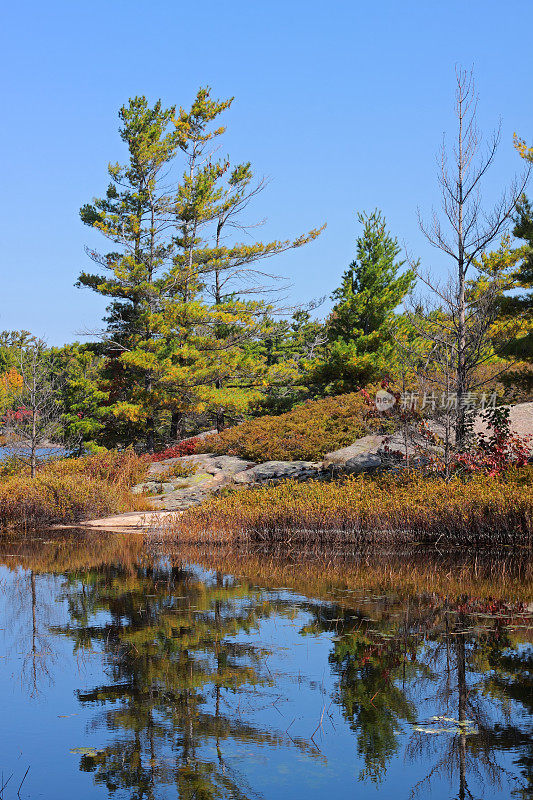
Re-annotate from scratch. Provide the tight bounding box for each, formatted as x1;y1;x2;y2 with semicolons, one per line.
202;393;386;462
151;437;202;461
0;449;151;528
174;469;533;545
0;473;150;528
45;448;150;487
0;454;28;478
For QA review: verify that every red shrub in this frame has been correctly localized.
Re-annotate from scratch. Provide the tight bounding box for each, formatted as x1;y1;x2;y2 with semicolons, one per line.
456;429;532;476
151;437;202;462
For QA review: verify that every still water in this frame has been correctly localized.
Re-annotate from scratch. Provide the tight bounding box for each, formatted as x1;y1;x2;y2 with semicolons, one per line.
0;533;531;800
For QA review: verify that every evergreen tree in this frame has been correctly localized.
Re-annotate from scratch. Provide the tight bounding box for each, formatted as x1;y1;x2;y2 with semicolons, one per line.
79;88;323;448
501;195;533;360
52;344;109;454
78;96;181;449
314;210;415;392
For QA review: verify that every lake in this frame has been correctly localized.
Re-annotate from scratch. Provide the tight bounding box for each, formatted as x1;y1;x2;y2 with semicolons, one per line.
0;533;531;799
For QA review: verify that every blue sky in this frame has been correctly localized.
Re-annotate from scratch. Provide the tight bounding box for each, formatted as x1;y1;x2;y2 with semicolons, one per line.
1;0;532;344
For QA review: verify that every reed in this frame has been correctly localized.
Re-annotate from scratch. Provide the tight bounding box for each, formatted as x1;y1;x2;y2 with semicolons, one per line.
172;469;533;546
0;450;151;529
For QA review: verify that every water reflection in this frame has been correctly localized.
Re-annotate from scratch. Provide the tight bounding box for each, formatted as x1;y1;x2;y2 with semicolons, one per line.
54;564;313;799
0;534;531;800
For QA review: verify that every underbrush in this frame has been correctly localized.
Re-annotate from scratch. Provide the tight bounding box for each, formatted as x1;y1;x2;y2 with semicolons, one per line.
174;468;533;545
151;437;203;462
0;449;151;528
202;392;386;462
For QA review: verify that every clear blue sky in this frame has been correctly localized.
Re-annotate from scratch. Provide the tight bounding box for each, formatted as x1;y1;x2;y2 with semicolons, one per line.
1;0;532;344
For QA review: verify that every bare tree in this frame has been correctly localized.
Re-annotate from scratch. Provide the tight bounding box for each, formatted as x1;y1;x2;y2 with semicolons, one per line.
416;67;530;446
3;342;63;477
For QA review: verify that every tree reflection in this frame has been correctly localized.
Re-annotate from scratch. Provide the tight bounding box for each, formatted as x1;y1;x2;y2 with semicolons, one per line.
53;563;319;799
1;540;531;799
2;568;56;696
302;593;532;798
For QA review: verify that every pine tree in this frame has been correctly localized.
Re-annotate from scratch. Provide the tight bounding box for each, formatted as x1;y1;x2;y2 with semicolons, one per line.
315;210;415;392
501;196;533;360
78;96;181;449
52;344;109;454
78;89;323;448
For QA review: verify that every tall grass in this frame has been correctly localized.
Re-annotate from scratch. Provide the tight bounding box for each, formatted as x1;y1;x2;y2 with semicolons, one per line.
0;450;151;529
173;469;533;546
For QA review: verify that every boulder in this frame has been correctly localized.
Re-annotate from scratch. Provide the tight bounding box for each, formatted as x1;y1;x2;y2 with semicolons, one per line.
323;432;432;473
323;435;385;471
344;452;383;473
202;455;255;476
149;453;254;479
131;480;165;495
474;401;533;445
234;460;321;484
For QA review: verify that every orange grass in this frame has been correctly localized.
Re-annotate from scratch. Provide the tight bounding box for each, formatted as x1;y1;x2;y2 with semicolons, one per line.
0;450;151;529
173;469;533;545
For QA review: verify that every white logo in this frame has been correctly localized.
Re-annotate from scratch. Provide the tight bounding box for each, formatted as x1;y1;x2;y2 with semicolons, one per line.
375;389;396;412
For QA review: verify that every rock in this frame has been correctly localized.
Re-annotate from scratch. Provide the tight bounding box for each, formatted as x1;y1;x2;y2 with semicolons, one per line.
201;455;255;476
234;460;321;484
344;452;383;473
149;475;225;510
148;453;254;479
131;480;161;494
169;473;212;489
474;401;533;446
323;435;385;471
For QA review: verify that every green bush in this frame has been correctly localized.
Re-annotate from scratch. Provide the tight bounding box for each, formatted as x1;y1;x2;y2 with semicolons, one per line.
202;392;381;461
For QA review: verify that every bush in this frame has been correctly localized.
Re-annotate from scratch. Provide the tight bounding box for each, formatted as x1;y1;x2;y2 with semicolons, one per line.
202;393;381;462
174;469;533;545
45;448;150;487
151;437;202;462
0;473;148;527
0;449;151;528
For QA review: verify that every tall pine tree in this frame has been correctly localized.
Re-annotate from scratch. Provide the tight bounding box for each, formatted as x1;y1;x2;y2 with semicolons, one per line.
78;89;323;448
314;210;415;392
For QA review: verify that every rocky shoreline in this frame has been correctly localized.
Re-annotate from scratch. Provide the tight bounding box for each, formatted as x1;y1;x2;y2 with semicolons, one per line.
70;401;532;532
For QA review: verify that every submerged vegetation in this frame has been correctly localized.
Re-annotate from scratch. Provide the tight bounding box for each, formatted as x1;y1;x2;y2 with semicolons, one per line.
175;469;533;544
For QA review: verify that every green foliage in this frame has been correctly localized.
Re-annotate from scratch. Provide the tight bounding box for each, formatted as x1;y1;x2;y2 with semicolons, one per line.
52;343;109;452
78;88;323;449
0;330;36;371
203;392;372;461
250;306;328;414
314;210;415;393
499;196;533;361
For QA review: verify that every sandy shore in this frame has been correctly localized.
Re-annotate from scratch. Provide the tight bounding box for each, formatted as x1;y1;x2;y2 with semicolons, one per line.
55;510;180;534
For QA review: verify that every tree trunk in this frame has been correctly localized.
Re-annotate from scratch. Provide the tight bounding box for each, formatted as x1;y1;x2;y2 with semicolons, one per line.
170;411;183;442
456;632;468;800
